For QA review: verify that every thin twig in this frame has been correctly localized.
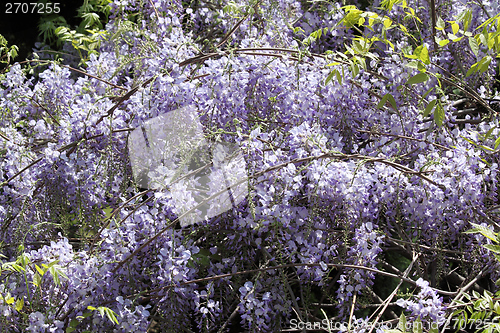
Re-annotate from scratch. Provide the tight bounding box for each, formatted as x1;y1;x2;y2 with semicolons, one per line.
348;293;357;331
215;0;264;49
291;1;317;26
440;269;487;333
61;64;127;91
29;95;61;126
12;59;127;91
385;237;466;255
0;128;133;188
0;131;10;141
429;0;438;51
0;157;43;188
147;0;161;21
433;63;496;116
237;51;301;62
357;129;450;151
180;47;389;80
135;263;456;299
89;189;152;253
109;151;445;273
367;253;419;333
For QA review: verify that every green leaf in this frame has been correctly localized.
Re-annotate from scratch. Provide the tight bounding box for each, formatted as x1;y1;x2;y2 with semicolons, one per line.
434;101;445;127
495;136;500;149
78;312;93;319
466;63;478;77
325;71;335;86
449;34;463;42
350;62;359;77
484;244;500;254
479;145;495;151
463;10;472;31
398;313;407;331
480;31;489;47
405;60;420;69
477;13;500;31
465;223;498;242
378;93;398;111
15;297;23;311
18;253;30;268
103;308;119;325
335;69;342;85
384;17;392;28
358;56;367;70
377;94;389;109
8;263;25;273
423;99;437;117
35;264;45;276
494;301;500;314
422;87;435;100
484;126;496;140
387;94;397;110
68;318;80;331
47;260;60;268
469;37;479;56
479;56;492;73
465;56;490;77
406;73;429;85
451;21;460;34
461;136;478;146
414;45;430;65
438;39;450;47
436;17;445;30
55;26;69;35
413;317;423;333
49;265;68;286
32;272;42;288
342;9;363;28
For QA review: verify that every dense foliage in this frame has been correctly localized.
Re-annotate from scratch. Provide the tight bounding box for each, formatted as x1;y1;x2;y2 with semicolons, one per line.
1;0;500;332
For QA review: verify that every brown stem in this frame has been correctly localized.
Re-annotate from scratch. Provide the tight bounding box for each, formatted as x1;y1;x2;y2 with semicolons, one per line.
430;0;438;51
10;59;127;91
357;129;450;150
215;0;264;49
134;262;456;300
0;131;10;141
367;253;419;333
110;152;445;273
440;269;487;333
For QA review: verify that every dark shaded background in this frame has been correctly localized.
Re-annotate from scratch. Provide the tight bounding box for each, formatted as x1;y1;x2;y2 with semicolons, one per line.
0;1;83;63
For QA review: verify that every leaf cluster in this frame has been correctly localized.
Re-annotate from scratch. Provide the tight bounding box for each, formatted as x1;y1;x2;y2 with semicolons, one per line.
0;34;18;67
37;0;112;65
452;224;500;333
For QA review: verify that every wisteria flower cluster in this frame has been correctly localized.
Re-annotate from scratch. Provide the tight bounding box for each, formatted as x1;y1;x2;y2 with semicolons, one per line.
396;278;446;324
0;0;499;331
